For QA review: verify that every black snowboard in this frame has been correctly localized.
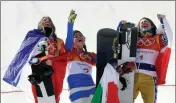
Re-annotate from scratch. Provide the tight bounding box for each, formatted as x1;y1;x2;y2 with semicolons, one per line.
96;28;119;87
28;46;56;103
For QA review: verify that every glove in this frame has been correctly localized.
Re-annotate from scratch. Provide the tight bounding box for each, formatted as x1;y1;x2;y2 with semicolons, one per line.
68;9;77;23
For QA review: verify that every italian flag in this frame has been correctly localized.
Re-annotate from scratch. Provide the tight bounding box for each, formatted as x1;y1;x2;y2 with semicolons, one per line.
91;63;120;103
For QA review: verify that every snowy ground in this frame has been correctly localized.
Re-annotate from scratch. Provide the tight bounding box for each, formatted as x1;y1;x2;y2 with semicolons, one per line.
1;85;175;103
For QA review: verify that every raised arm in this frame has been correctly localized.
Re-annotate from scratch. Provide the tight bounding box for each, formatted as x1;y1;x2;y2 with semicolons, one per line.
117;20;127;31
65;10;77;51
162;17;173;47
157;14;173;48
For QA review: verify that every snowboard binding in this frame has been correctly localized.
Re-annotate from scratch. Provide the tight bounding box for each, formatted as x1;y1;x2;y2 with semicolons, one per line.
28;73;43;85
117;22;138;59
28;61;54;85
28;39;54;85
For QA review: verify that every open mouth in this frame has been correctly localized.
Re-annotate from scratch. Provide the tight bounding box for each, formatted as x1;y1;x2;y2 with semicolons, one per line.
44;24;51;28
142;25;148;28
78;40;83;42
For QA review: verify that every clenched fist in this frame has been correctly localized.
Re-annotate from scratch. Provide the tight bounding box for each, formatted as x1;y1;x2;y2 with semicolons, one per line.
157;14;166;20
68;9;77;23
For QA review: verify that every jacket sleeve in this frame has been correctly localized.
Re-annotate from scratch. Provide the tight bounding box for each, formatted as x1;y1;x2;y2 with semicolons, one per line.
159;34;168;49
65;22;74;51
91;52;97;66
163;17;173;48
157;17;173;48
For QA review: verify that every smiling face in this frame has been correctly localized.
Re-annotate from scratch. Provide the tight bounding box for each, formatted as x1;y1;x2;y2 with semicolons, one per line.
139;19;152;31
73;32;85;49
38;16;56;36
40;17;53;28
38;17;53;29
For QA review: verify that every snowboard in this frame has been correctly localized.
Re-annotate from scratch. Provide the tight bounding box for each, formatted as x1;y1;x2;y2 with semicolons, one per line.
96;23;138;103
96;28;119;87
28;38;56;103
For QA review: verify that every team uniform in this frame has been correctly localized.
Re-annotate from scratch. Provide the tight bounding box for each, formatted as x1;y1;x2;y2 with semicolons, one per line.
67;48;96;103
133;17;172;103
3;13;86;103
51;47;96;103
50;38;66;103
3;29;67;103
29;33;66;103
133;32;167;103
48;20;97;103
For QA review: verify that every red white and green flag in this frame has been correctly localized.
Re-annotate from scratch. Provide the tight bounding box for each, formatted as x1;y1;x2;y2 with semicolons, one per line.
91;63;120;103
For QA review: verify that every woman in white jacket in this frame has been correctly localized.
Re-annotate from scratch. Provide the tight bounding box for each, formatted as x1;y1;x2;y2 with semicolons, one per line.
133;14;173;103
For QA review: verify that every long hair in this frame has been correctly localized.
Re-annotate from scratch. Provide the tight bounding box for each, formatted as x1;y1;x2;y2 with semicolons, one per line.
73;30;87;52
37;16;57;42
137;17;157;36
37;16;56;33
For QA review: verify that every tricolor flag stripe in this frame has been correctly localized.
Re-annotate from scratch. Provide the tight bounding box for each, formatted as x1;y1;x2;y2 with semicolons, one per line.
70;85;95;102
68;74;95;89
91;63;120;103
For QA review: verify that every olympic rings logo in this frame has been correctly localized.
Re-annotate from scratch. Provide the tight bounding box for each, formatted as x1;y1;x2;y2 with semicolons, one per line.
137;38;156;46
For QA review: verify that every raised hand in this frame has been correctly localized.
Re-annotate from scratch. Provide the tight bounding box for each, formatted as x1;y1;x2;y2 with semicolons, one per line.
157;14;166;20
121;20;127;24
68;9;77;23
117;20;127;30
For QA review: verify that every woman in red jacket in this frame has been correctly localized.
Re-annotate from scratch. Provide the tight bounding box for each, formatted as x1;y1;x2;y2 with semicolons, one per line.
29;10;78;103
50;10;96;103
29;16;66;103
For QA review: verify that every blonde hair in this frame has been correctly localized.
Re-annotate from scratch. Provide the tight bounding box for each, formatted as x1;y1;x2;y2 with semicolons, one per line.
37;16;56;33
